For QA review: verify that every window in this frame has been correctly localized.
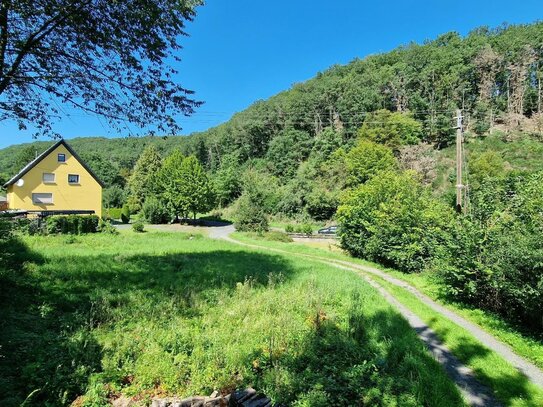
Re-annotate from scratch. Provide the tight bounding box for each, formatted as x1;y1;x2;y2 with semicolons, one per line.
32;193;53;204
42;173;55;183
58;153;66;162
68;174;80;184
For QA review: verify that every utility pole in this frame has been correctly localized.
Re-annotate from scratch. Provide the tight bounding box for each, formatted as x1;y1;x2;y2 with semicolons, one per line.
455;109;464;213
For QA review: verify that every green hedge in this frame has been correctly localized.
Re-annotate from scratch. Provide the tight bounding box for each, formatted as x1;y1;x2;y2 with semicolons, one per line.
105;207;123;220
121;205;131;224
45;215;100;235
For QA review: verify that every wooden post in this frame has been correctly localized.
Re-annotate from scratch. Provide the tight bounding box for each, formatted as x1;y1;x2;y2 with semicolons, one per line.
455;109;464;213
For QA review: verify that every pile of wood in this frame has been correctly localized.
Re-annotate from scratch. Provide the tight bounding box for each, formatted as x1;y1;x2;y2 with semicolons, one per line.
149;388;276;407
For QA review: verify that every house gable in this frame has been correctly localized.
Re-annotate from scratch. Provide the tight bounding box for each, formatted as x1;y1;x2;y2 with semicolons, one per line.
4;140;103;216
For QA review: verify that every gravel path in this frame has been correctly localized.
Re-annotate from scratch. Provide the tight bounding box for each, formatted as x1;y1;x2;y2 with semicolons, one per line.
214;230;543;406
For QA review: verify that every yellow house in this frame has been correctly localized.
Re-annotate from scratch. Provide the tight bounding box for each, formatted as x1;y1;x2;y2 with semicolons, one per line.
3;139;103;217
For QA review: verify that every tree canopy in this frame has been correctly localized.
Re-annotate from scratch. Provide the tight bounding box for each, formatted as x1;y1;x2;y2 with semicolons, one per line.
0;0;202;135
127;145;162;211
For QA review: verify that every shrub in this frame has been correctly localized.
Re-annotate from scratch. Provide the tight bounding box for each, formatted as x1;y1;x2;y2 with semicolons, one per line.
98;219;119;235
337;171;453;273
121;205;131;224
141;197;169;224
103;185;126;208
440;172;543;332
243;231;293;243
0;218;13;240
305;188;338;221
233;192;269;232
299;224;313;236
132;220;145;233
106;207;123;220
199;210;229;223
45;215;99;235
285;224;295;233
13;218;41;235
263;231;293;243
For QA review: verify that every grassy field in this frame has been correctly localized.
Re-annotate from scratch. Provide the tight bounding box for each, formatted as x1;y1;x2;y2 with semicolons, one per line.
0;230;464;406
231;232;543;406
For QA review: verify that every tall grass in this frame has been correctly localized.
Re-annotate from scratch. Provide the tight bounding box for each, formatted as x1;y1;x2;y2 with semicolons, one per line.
0;231;463;406
231;232;543;406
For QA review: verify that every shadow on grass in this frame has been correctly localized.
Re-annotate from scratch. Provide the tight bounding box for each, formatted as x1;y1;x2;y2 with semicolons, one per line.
253;303;465;407
425;316;542;406
0;238;294;406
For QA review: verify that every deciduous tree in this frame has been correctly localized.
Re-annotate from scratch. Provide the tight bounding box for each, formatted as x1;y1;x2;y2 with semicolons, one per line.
158;149;186;219
0;0;202;135
127;145;162;211
178;155;214;219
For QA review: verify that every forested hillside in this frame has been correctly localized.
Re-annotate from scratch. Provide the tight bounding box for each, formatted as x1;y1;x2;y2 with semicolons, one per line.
3;23;543;206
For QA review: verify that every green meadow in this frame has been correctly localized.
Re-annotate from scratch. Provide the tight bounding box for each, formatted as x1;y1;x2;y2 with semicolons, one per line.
0;230;464;406
231;232;543;406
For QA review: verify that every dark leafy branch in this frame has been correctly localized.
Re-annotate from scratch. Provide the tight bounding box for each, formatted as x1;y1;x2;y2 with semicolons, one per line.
0;0;203;136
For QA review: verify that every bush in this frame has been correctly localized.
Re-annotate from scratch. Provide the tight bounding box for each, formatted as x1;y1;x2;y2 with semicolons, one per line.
285;224;295;233
298;224;313;236
306;188;338;221
233;192;269;232
245;231;293;243
0;218;13;240
45;215;100;235
132;220;145;233
103;185;126;208
337;171;453;273
98;219;119;235
263;231;293;242
440;172;543;332
121;205;131;224
106;207;123;220
141;197;169;224
12;218;41;235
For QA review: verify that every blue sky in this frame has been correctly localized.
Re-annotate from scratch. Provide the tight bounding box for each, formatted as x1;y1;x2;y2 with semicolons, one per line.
0;0;541;149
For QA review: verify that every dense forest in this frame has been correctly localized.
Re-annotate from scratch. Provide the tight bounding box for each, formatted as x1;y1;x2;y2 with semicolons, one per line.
2;22;543;334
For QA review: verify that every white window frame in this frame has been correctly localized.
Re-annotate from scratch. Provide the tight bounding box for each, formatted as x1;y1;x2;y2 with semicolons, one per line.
42;172;55;183
32;193;53;204
68;174;80;184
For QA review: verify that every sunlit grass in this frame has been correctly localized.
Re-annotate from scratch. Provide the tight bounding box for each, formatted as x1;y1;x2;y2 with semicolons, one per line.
0;230;463;406
232;232;543;406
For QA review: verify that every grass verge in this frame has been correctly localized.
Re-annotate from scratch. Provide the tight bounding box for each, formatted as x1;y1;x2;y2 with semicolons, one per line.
372;275;543;407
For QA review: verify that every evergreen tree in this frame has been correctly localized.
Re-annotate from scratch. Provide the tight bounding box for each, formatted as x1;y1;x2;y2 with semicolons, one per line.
127;145;162;211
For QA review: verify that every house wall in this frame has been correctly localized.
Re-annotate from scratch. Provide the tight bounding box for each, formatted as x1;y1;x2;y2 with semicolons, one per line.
7;144;102;217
